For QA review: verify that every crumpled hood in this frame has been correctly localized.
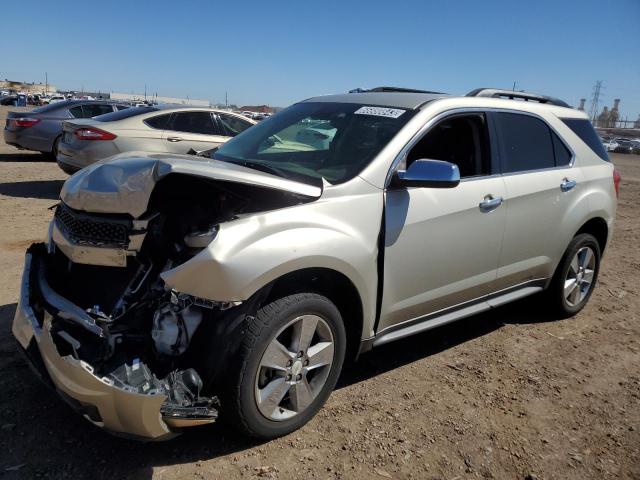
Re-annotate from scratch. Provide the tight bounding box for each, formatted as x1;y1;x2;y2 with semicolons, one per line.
60;152;322;218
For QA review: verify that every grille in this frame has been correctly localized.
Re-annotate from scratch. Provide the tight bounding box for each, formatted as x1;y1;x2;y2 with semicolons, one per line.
54;203;130;248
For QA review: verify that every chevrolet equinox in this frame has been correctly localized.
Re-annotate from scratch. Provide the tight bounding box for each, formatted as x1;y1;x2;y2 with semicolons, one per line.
12;87;619;440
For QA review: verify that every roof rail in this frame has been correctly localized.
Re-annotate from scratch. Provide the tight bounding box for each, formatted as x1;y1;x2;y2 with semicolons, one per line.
349;86;446;95
466;88;570;108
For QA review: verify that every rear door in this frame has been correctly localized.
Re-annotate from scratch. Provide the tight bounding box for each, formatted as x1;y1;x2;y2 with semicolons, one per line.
161;111;229;153
491;111;582;289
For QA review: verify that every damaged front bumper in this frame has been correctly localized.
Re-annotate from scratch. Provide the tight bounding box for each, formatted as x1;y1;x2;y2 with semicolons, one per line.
12;245;217;440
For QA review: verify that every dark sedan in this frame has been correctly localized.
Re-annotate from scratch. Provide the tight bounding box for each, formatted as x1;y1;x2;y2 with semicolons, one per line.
612;139;637;154
3;100;129;157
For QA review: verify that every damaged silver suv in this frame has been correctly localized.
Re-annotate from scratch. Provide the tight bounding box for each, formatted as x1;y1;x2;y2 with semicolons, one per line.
13;87;619;440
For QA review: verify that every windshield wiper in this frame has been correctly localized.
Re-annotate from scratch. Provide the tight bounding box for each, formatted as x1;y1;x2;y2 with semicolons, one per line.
237;160;286;178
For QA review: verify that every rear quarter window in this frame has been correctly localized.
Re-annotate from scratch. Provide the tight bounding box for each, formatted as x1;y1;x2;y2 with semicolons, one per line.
561;118;609;161
144;114;172;129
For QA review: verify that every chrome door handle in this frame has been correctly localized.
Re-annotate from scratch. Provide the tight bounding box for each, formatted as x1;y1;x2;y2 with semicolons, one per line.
560;178;577;192
479;195;503;212
167;136;183;142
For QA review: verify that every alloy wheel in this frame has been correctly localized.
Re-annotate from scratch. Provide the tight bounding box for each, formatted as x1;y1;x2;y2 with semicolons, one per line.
564;246;596;307
254;314;334;421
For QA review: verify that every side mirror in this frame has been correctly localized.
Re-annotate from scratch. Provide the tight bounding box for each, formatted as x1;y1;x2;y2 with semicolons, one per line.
391;159;460;189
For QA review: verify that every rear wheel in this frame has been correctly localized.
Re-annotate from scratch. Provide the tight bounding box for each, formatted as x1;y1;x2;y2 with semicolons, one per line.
44;135;61;160
547;233;600;317
57;161;80;175
222;293;346;439
51;135;61;159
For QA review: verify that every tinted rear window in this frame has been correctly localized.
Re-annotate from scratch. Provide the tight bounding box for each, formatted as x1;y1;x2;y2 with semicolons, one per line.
94;106;159;122
561;118;609;161
494;113;555;172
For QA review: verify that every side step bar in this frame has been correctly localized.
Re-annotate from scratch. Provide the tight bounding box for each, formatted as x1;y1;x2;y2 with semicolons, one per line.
361;279;546;352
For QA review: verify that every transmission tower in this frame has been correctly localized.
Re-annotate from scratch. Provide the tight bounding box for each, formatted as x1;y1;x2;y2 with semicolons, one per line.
588;80;603;123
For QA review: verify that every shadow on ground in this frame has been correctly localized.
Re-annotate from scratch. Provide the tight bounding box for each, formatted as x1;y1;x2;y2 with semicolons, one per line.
0;153;52;163
0;295;555;479
0;180;64;200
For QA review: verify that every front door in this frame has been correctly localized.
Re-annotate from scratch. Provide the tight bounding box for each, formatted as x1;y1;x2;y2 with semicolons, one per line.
378;112;506;332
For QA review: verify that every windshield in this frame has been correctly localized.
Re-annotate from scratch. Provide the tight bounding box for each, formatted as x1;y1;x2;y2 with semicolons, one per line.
213;102;416;185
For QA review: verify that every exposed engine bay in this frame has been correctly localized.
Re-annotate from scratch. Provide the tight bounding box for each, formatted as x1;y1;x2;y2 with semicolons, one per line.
35;172;314;429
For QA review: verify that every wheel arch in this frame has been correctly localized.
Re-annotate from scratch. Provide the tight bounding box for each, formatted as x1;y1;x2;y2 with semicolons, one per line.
574;216;609;254
262;267;364;360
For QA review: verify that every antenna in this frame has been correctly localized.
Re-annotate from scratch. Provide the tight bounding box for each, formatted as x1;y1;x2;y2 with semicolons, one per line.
588;80;603;124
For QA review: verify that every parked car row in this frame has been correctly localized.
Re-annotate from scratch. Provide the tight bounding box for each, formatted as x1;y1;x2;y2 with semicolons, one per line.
601;136;640;154
4;100;256;170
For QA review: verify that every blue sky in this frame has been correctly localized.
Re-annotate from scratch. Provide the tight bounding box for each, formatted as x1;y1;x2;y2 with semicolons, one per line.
3;0;639;118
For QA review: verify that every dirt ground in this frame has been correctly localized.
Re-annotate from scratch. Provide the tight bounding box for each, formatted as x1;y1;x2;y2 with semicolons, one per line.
0;105;638;480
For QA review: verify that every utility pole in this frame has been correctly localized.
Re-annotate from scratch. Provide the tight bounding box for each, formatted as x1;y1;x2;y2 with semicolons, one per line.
588;80;603;124
512;81;517;91
45;72;48;95
225;91;228;108
144;84;147;102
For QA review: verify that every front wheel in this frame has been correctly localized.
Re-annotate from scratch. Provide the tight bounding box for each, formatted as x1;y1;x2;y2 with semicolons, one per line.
222;293;346;439
547;233;601;317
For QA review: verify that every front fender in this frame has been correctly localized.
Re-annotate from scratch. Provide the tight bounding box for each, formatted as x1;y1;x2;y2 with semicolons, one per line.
161;189;383;337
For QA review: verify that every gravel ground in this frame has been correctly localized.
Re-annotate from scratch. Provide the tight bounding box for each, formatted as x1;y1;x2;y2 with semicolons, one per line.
0;105;638;480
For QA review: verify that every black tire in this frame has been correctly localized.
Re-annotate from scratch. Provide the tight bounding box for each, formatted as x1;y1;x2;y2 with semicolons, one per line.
546;233;601;318
57;160;80;175
51;135;61;159
221;293;346;439
43;136;61;160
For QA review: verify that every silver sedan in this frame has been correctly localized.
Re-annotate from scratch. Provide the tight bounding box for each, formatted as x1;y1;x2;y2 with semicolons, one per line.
56;106;256;173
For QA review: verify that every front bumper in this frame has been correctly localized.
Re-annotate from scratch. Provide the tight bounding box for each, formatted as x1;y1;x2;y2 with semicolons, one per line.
12;246;185;440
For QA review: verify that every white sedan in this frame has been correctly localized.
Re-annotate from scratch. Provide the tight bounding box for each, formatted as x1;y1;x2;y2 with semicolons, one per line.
56;106;256;173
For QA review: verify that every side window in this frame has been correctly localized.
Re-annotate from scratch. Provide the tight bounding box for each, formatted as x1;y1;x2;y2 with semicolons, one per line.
144;114;172;129
168;112;216;135
82;104;116;118
115;105;130;111
217;113;253;137
69;105;84;118
494;113;554;173
405;113;492;178
551;131;572;167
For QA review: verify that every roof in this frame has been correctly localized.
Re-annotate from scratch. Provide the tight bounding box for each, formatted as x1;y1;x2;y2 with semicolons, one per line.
303;91;449;110
303;87;575;113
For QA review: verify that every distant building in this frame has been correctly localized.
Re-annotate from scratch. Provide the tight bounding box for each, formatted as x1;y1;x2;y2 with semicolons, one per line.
0;79;56;94
239;105;274;113
110;92;209;107
596;99;621;128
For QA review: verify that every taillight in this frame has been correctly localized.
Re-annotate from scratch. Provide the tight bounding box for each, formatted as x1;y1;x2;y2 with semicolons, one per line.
74;127;117;141
613;168;621;198
12;117;41;128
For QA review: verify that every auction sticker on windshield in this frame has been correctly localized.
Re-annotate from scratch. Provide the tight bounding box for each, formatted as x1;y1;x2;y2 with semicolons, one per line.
354;106;406;118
